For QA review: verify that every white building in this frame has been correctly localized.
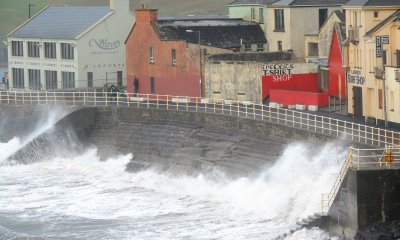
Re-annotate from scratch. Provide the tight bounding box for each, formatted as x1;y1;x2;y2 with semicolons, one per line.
6;0;134;90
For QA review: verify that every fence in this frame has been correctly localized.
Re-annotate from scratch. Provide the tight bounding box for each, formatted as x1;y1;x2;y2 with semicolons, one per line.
0;90;399;148
321;146;400;213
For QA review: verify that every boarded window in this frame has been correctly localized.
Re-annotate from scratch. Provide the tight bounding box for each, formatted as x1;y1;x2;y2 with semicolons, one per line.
319;68;329;91
378;89;383;109
308;43;319;57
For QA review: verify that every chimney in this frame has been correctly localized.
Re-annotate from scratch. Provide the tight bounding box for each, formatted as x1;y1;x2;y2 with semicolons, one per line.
110;0;130;11
135;8;158;24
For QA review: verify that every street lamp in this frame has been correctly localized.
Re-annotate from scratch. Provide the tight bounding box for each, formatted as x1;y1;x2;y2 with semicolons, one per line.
186;29;202;98
28;4;35;19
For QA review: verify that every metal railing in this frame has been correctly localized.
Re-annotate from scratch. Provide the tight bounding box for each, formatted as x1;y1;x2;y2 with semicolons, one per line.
321;146;400;213
0;90;399;148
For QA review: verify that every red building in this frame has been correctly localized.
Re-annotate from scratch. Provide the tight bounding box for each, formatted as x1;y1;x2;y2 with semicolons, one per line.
125;9;266;98
327;25;346;100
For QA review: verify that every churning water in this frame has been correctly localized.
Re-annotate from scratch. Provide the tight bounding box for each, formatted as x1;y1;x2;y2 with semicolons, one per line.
0;115;346;240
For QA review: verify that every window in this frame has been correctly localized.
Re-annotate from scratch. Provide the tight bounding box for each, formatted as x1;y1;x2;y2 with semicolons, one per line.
45;70;57;89
319;9;328;29
308;43;319;56
62;71;75;89
61;43;74;60
12;68;24;88
319;68;329;91
378;89;383;109
150;77;155;94
28;69;41;90
374;11;378;18
382;50;387;66
251;8;255;21
277;41;282;51
396;50;400;67
11;41;23;56
274;9;285;31
28;42;40;58
259;8;264;23
172;49;176;65
44;42;56;59
150;47;154;63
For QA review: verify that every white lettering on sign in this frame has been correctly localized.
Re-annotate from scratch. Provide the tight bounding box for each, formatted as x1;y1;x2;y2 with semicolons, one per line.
347;69;365;85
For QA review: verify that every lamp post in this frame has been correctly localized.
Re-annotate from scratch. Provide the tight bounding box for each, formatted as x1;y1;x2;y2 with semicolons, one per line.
28;4;35;19
186;29;202;98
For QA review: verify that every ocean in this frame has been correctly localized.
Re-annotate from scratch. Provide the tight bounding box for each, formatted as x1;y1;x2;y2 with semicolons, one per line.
0;109;345;240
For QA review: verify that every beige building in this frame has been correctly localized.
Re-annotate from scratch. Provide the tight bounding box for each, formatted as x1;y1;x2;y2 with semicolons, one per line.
344;0;400;125
7;0;134;90
304;10;345;62
267;0;348;59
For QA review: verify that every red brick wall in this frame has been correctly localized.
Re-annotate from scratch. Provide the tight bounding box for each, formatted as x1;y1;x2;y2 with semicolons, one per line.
126;9;203;97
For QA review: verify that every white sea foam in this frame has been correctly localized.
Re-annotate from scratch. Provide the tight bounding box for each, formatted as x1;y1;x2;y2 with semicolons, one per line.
0;138;346;239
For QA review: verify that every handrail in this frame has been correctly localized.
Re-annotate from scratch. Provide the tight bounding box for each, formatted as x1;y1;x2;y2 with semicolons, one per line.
0;90;399;148
322;146;400;213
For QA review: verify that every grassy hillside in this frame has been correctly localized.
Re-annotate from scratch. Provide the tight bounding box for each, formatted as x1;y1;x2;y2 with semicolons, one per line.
0;0;231;42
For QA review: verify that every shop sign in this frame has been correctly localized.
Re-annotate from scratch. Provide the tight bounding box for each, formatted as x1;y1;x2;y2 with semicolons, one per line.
347;69;365;85
262;64;295;83
376;36;382;57
382;36;389;44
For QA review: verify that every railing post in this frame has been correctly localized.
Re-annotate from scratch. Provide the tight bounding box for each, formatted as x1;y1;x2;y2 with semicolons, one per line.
349;147;353;169
22;92;25;105
157;95;159;109
261;104;264;120
336;119;339;136
127;94;130;107
300;112;302;128
392;131;395;146
229;102;232;116
329;118;331;134
285;109;288;126
116;92;119;106
73;92;76;106
245;104;248;118
372;127;375;146
352;122;354;141
105;91;108;106
176;96;179;110
292;110;295;127
358;124;361;142
314;115;317;131
237;101;240;117
186;96;188;112
307;113;309;130
384;130;387;146
195;97;198;112
7;91;10;104
213;99;216;113
322;117;324;133
222;100;224;114
148;94;150;109
29;91;32;104
365;126;367;144
269;106;271;122
46;91;48;103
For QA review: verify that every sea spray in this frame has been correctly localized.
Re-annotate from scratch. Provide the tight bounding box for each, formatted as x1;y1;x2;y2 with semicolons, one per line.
0;139;346;239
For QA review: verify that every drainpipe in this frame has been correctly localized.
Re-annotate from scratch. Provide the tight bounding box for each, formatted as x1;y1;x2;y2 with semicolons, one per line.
383;68;388;127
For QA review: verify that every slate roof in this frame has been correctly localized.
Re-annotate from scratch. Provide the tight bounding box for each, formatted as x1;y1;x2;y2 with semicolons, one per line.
8;6;110;39
228;0;278;5
333;10;345;22
345;0;400;7
272;0;349;6
153;18;267;49
365;10;400;36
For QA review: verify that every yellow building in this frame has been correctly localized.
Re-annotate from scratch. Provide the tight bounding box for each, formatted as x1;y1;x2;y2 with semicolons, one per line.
344;1;400;126
267;0;347;59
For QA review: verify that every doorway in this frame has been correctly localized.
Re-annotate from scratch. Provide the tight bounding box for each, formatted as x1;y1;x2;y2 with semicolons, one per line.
353;86;363;118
